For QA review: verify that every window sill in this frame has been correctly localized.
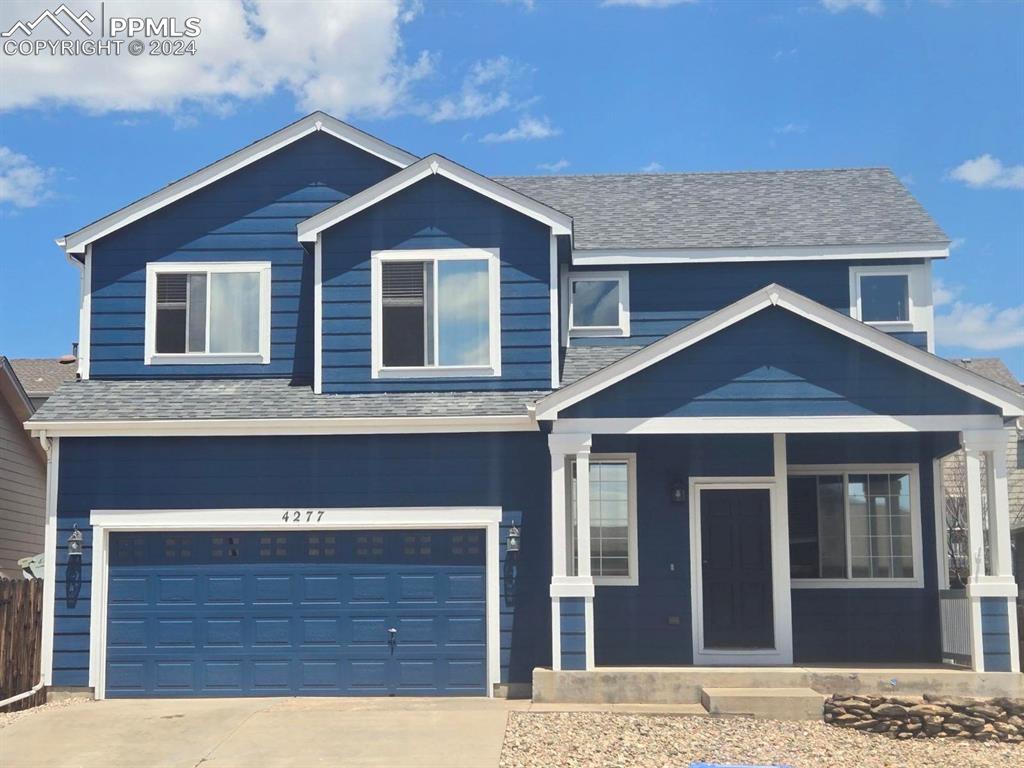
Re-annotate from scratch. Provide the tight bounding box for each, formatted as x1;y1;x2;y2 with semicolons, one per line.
594;575;638;587
862;320;915;332
373;365;500;379
146;353;269;366
569;326;630;339
791;578;923;589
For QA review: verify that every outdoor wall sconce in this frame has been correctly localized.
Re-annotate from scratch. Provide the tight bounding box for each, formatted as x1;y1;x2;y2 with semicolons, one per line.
670;481;686;505
65;525;84;609
506;524;521;553
503;524;521;609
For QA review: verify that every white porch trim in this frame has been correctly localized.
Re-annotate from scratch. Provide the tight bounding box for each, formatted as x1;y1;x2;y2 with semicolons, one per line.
39;436;59;687
549;415;1006;435
86;506;502;700
571;242;949;266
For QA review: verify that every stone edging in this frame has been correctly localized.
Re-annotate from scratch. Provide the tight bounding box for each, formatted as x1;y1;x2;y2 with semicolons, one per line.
824;693;1023;742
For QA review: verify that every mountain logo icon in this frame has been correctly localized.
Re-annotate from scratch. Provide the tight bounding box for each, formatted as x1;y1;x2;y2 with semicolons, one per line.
2;4;95;38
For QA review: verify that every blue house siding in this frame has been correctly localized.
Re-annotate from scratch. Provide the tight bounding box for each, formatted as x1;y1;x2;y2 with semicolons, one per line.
787;433;941;664
88;133;398;380
320;175;552;393
559;597;587;670
563;308;998;419
591;434;775;666
53;433;551;688
980;597;1013;672
570;259;929;350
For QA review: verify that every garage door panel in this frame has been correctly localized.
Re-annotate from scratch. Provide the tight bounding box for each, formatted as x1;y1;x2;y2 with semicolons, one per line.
106;529;487;697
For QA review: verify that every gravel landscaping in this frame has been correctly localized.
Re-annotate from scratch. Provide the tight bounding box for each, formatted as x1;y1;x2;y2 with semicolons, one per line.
499;711;1022;768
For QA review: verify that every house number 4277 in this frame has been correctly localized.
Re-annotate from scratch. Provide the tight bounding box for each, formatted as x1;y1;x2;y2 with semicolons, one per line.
282;510;326;523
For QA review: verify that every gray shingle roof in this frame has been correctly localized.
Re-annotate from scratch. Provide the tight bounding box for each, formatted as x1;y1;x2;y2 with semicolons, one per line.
9;358;77;398
497;168;948;251
29;379;547;423
948;358;1022;394
561;345;642;386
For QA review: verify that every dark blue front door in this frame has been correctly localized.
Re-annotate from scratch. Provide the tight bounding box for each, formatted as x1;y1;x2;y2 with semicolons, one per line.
700;489;774;649
105;529;487;697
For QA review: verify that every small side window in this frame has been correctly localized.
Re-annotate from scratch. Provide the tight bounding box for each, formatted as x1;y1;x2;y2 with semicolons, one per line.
564;271;630;338
859;274;909;322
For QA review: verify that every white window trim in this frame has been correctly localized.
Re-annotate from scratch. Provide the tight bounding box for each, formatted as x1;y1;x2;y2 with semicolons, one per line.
144;261;272;365
560;269;630;339
570;452;639;587
849;263;927;334
87;506;502;700
788;463;925;589
370;248;502;379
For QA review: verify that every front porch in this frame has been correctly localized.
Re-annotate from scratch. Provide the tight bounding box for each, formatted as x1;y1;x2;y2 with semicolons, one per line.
544;429;1020;681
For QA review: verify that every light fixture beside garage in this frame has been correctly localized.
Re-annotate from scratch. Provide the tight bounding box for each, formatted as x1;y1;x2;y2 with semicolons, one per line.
506;524;521;553
67;525;84;558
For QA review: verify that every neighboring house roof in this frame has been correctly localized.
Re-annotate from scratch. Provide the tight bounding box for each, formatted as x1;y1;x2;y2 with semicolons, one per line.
9;358;77;399
535;284;1024;420
297;154;573;241
58;112;418;257
0;356;36;421
28;379;545;434
948;358;1023;394
498;168;949;252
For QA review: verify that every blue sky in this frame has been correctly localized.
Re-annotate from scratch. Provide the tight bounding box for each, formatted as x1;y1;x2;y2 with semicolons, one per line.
1;0;1021;378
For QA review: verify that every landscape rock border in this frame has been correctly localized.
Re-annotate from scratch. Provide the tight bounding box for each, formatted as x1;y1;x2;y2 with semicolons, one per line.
824;693;1023;743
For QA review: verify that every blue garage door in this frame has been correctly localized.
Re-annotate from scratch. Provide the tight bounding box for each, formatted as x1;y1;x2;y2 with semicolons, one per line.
105;529;487;697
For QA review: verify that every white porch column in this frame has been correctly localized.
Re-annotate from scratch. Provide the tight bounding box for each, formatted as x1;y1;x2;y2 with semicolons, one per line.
962;429;1019;673
548;433;595;672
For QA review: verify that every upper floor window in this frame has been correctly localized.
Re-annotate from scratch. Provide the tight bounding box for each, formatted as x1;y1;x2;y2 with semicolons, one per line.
788;465;923;588
371;249;501;378
849;265;920;329
563;270;630;338
145;262;271;365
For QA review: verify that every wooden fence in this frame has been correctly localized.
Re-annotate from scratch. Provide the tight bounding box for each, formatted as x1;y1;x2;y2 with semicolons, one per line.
0;578;45;712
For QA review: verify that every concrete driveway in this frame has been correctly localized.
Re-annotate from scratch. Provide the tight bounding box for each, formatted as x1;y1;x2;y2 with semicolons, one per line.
0;697;531;768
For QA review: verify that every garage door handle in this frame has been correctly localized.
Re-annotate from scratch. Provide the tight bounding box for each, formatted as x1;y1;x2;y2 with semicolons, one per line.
387;627;397;653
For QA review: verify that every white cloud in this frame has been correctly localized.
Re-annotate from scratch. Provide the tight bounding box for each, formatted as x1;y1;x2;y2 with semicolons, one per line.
428;56;519;123
537;159;570;173
0;0;433;119
773;48;798;62
937;301;1024;351
602;0;697;7
949;237;967;251
499;0;536;10
640;161;664;173
821;0;884;14
775;122;807;135
480;115;559;143
948;154;1024;190
0;146;54;208
932;278;959;308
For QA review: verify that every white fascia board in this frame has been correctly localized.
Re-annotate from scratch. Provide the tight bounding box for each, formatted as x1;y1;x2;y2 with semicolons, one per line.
552;415;1006;435
297;155;573;242
572;242;949;266
60;112;417;255
535;283;1024;420
26;414;538;438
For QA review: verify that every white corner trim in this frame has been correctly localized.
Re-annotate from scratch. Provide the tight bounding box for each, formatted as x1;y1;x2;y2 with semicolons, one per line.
87;506;501;700
144;261;272;366
934;457;950;591
28;414;539;438
297;154;573;242
551;596;561;671
787;463;925;589
571;243;950;266
689;476;793;665
40;437;59;687
549;234;560;389
534;283;1024;420
369;248;502;379
314;235;323;394
561;269;631;339
77;246;91;380
60;113;416;255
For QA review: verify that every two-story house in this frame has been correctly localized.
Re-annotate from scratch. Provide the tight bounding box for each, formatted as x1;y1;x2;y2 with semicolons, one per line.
26;113;1022;701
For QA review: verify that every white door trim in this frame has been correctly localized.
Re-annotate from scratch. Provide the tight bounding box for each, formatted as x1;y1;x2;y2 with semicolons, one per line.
88;506;502;700
689;478;793;665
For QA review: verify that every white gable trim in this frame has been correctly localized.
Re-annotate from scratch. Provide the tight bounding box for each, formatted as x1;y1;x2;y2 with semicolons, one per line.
297;155;573;242
572;242;949;266
58;112;417;256
534;283;1024;420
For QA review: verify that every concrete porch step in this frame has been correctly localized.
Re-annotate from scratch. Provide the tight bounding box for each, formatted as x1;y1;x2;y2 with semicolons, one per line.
700;687;825;721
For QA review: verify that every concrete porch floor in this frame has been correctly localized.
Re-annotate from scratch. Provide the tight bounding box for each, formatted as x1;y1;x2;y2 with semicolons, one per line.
533;664;1024;704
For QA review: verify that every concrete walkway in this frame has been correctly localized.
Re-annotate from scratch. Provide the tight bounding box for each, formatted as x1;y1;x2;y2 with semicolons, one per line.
0;697;706;768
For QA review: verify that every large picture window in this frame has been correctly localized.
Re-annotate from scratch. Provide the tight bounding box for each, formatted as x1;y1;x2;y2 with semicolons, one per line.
788;466;922;588
145;262;271;365
372;249;501;377
569;454;638;585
